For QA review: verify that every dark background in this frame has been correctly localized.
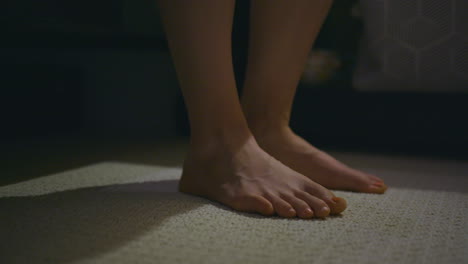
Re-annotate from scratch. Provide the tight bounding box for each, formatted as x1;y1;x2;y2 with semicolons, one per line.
1;0;467;176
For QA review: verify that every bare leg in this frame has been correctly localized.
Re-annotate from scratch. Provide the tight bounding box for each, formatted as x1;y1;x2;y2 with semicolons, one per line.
157;0;347;219
241;0;387;193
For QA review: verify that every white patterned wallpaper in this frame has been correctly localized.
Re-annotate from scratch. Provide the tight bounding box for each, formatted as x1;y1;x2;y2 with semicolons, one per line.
353;0;468;91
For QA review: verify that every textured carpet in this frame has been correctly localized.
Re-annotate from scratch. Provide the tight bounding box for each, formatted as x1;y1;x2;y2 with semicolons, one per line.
1;161;467;264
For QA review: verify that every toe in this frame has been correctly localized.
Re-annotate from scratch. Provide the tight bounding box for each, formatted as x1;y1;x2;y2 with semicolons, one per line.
267;194;297;218
229;195;275;216
280;193;315;219
368;173;385;183
368;181;388;194
294;191;330;218
353;171;388;194
330;197;347;214
303;180;346;215
249;195;276;216
353;173;388;194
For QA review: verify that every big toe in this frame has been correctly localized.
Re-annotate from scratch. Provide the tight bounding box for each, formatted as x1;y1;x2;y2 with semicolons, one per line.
229;195;275;216
359;173;388;194
366;179;388;194
330;196;347;215
348;171;388;194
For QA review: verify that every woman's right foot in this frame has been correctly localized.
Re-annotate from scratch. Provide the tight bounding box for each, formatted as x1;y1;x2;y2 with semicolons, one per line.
179;135;347;219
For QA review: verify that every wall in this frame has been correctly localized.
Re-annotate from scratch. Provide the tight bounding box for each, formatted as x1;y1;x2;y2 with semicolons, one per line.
1;0;180;140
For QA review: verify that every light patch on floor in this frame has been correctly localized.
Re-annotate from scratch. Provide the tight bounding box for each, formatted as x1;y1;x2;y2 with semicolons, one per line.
1;162;467;264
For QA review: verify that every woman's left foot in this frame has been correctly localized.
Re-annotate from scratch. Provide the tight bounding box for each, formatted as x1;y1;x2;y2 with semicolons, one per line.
253;126;387;194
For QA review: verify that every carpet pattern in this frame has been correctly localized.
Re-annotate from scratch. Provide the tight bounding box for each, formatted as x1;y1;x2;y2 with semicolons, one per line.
1;162;467;264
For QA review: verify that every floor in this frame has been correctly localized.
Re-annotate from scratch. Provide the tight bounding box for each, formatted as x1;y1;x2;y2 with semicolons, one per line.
1;136;188;186
2;135;467;192
1;138;467;263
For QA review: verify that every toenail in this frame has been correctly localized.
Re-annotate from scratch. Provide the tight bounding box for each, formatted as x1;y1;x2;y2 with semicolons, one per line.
331;197;340;203
305;208;313;215
321;207;330;213
289;208;296;214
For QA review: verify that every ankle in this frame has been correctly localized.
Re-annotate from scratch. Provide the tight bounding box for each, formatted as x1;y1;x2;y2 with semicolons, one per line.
189;126;255;156
248;122;292;141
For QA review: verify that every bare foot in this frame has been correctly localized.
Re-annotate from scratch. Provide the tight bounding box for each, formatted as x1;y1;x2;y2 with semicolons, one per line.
179;135;347;219
254;127;388;194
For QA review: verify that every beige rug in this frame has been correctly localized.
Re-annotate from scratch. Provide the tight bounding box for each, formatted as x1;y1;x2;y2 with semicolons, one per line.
1;162;467;264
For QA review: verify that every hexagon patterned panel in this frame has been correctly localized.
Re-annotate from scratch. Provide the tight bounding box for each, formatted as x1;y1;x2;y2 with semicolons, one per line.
353;0;468;91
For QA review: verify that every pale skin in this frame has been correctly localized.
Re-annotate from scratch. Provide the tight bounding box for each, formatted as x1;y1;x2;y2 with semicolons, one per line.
157;0;387;219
